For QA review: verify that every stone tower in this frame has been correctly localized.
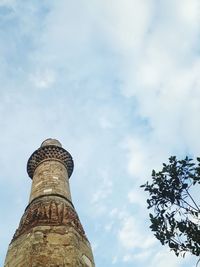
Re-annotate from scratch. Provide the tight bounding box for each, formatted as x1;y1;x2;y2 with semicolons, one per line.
4;139;95;267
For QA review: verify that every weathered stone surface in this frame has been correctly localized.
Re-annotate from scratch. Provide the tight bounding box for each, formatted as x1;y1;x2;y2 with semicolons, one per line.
5;225;95;267
29;160;72;202
4;139;95;267
13;196;87;241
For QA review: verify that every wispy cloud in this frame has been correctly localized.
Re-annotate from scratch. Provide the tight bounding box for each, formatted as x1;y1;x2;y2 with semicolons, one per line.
0;1;199;266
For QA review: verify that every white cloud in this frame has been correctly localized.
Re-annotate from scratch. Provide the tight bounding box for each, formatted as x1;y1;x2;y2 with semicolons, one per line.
30;69;56;89
91;175;113;204
149;248;188;267
0;1;199;267
122;136;166;181
90;173;113;217
178;0;200;28
128;188;146;209
99;116;113;129
109;208;119;217
118;215;156;250
123;250;151;262
112;256;118;264
0;0;16;7
97;0;154;52
104;221;113;232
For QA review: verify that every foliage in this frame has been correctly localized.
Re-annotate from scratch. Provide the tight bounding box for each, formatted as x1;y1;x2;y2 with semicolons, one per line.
141;156;200;257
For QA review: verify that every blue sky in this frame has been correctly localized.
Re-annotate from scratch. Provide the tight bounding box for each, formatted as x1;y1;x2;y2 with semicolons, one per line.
0;0;200;266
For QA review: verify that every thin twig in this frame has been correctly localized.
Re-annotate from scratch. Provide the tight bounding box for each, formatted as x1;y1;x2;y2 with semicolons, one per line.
185;189;200;212
181;198;199;212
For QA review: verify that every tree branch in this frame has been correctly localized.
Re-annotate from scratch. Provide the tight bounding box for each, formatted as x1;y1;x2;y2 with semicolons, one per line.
185;189;200;212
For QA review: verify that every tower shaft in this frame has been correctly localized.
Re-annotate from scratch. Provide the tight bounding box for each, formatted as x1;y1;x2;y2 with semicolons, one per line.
29;159;72;203
4;139;95;267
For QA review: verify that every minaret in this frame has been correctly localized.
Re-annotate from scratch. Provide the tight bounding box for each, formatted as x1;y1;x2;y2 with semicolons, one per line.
4;139;95;267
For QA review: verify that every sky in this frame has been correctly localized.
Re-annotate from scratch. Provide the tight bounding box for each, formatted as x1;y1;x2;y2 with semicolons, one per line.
0;0;200;266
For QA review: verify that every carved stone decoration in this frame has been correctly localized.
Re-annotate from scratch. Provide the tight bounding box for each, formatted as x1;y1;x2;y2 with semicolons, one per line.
4;139;95;267
12;197;87;242
27;145;74;179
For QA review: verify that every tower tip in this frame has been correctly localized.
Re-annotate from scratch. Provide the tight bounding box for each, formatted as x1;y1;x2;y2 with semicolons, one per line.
41;138;62;148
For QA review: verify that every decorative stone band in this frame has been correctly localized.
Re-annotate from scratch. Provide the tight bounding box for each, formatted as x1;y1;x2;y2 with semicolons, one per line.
27;194;75;210
12;196;87;242
27;145;74;179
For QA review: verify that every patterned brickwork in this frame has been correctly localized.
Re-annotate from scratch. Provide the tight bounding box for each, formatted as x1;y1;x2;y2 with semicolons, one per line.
27;145;74;179
13;196;87;242
4;139;95;267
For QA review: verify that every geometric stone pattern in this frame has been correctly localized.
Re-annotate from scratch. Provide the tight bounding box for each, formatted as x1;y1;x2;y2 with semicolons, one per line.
12;196;87;242
27;145;74;179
